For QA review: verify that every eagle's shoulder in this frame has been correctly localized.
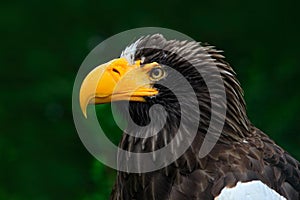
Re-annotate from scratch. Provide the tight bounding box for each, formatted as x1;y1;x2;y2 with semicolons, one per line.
215;180;287;200
166;127;300;199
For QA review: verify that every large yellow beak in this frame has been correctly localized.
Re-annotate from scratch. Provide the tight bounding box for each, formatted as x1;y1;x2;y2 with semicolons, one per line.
79;58;159;117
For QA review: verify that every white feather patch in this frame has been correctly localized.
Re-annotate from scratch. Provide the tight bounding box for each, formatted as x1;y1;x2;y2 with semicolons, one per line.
120;38;141;64
215;181;286;200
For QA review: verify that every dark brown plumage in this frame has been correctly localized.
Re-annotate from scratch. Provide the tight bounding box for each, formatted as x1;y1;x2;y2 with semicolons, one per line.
87;34;300;199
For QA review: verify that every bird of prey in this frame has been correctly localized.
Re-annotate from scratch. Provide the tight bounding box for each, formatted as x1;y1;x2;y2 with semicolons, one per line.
79;34;300;199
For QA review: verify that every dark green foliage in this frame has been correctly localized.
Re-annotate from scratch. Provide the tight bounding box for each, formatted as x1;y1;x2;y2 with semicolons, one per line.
0;0;299;199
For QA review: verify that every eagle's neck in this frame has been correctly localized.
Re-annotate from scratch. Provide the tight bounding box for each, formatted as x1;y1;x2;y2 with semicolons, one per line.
116;53;252;156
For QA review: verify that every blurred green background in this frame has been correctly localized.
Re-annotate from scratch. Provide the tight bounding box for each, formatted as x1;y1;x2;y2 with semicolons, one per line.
1;0;300;199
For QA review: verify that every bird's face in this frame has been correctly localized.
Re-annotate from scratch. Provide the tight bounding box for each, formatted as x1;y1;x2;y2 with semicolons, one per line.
79;55;170;118
79;34;210;125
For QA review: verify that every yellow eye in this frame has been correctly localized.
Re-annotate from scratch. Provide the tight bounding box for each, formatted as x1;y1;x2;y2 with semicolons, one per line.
149;67;165;80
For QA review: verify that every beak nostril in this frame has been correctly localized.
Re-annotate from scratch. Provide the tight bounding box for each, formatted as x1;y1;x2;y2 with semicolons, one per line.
112;68;121;75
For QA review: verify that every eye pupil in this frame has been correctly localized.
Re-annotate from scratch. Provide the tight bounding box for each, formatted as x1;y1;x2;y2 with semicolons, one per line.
153;69;160;76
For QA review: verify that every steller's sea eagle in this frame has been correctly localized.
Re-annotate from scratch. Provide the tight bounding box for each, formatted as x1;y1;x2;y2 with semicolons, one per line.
79;34;300;200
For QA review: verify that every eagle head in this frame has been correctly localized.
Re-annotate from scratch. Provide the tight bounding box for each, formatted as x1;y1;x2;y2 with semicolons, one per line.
79;34;249;137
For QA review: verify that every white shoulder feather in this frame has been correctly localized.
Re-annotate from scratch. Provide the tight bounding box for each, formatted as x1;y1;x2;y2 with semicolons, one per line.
215;181;286;200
